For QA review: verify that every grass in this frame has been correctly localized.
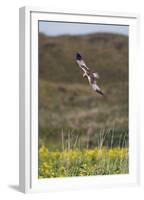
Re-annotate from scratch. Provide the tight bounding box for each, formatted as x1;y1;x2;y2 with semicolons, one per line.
39;147;128;178
39;80;128;128
38;128;128;178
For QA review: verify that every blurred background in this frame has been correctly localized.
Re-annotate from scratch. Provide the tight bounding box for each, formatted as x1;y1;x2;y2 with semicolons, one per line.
38;21;129;150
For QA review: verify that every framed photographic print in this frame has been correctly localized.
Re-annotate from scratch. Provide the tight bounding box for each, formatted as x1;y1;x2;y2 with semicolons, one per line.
19;7;140;193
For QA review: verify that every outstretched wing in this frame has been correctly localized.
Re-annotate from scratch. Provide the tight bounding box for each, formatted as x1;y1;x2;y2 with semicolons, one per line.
93;72;99;79
76;53;90;74
89;74;104;96
76;53;99;79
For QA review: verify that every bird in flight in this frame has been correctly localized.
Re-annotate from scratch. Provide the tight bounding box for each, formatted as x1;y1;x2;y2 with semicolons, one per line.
76;52;104;96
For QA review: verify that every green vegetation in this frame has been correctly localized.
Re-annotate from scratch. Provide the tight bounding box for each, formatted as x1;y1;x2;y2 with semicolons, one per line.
38;32;128;178
39;145;128;178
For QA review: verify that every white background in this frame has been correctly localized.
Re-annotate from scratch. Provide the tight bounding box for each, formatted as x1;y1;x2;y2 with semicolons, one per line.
0;0;144;199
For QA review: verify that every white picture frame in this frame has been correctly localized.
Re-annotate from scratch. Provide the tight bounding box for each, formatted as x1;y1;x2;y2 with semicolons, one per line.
19;6;140;193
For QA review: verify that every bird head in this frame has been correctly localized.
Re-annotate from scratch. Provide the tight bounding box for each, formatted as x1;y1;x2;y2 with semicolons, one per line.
76;52;82;61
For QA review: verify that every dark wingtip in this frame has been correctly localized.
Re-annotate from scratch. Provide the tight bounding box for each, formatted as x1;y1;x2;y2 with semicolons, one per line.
96;90;105;96
76;52;82;60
